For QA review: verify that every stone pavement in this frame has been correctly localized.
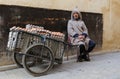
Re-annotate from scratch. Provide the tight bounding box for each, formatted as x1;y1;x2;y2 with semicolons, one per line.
0;52;120;79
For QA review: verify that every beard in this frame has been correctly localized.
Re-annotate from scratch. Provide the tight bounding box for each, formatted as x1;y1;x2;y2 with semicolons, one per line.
74;17;80;20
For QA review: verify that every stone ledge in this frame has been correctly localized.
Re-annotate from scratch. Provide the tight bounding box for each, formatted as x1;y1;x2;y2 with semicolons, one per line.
0;64;17;71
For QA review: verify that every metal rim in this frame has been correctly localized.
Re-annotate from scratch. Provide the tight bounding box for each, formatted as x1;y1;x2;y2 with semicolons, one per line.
22;44;54;76
13;52;23;68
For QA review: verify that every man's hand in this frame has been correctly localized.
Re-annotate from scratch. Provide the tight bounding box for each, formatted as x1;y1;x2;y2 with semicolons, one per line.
78;35;85;41
81;33;88;38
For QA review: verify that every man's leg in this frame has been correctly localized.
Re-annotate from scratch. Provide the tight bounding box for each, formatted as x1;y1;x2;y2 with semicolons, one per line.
77;44;86;62
82;53;90;61
87;40;96;53
82;40;96;61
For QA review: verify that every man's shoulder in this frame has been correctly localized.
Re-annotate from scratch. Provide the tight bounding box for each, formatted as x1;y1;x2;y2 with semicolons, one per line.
68;20;75;24
79;20;84;22
68;20;84;24
78;20;85;24
68;20;72;22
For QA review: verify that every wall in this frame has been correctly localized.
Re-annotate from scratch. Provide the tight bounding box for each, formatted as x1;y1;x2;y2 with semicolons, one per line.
102;0;120;50
111;0;120;49
0;0;109;13
0;0;120;50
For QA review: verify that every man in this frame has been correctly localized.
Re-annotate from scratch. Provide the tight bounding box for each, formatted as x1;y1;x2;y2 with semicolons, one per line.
67;8;96;62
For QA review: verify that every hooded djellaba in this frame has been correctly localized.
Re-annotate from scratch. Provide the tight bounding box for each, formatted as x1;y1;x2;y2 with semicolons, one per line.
67;8;96;62
67;8;90;46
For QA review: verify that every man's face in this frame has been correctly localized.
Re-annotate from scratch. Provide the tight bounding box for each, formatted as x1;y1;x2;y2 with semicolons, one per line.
73;12;79;20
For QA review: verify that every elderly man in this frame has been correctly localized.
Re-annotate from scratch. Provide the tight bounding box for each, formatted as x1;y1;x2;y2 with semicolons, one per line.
67;8;96;62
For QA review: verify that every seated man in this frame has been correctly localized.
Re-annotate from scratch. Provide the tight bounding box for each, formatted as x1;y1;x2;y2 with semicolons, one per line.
67;8;96;62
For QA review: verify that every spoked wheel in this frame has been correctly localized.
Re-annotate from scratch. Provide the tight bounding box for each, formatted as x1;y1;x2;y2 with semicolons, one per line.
22;44;54;76
13;52;23;68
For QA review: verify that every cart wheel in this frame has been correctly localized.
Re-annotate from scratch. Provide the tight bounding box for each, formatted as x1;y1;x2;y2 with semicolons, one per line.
13;52;23;68
22;44;54;76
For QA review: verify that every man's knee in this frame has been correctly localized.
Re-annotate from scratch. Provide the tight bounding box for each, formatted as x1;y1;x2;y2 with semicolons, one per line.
87;40;96;53
89;40;96;48
79;44;85;49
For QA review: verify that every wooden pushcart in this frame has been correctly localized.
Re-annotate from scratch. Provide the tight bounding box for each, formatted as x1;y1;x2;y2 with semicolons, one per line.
7;29;67;76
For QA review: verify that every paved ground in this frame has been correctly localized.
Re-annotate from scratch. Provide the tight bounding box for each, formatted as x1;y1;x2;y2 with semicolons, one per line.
0;52;120;79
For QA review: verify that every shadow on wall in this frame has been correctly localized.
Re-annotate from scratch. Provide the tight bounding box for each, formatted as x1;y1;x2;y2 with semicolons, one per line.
0;5;103;54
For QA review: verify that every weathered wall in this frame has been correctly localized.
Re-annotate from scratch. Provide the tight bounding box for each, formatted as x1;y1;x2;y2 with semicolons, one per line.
103;0;120;50
0;0;120;50
111;0;120;49
0;0;108;13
